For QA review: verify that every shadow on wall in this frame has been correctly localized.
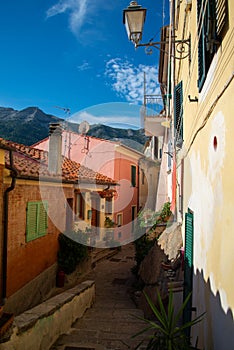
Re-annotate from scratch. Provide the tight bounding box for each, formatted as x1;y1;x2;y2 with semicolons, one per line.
193;269;234;350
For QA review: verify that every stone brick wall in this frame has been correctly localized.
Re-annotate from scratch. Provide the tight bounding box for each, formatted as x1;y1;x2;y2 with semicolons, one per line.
0;280;95;350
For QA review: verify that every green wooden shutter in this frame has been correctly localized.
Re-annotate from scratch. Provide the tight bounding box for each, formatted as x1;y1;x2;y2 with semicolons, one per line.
183;211;194;327
197;0;228;90
131;165;136;187
215;0;228;38
26;201;48;241
37;201;48;237
26;202;38;242
174;81;183;146
197;0;206;90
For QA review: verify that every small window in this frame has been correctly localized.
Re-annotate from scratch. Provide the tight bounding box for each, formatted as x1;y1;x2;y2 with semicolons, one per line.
76;193;85;220
87;209;92;220
174;81;183;147
117;213;123;227
131;165;136;187
26;201;48;242
141;169;145;185
105;198;112;214
154;137;159;159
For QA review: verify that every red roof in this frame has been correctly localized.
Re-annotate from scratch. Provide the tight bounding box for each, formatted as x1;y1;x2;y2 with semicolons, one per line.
0;138;117;185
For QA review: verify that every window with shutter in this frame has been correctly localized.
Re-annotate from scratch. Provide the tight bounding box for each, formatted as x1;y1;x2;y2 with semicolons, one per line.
174;81;183;147
216;0;229;38
131;165;136;187
37;201;48;236
76;193;85;220
26;201;48;242
105;198;112;214
183;210;194;332
197;0;229;90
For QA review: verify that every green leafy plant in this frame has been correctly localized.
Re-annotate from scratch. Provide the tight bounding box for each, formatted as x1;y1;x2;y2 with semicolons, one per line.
104;216;116;228
158;201;172;223
138;208;159;228
137;202;172;231
57;231;88;274
133;289;205;350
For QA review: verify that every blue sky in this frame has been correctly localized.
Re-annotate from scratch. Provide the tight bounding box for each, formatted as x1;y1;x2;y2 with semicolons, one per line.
0;0;169;129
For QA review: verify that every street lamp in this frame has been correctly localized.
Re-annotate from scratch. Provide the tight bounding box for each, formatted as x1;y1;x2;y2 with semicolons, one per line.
123;1;146;46
123;1;190;59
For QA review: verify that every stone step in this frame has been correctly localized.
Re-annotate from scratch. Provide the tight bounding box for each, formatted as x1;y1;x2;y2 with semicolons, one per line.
49;244;150;350
91;248;118;265
72;320;148;333
52;329;153;350
85;308;144;318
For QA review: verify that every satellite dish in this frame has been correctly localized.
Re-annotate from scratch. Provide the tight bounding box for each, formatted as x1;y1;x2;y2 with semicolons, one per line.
79;121;90;135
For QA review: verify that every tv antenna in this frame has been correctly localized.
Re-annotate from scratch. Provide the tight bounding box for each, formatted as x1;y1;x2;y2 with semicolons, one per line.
54;106;71;115
53;106;71;159
79;121;90;154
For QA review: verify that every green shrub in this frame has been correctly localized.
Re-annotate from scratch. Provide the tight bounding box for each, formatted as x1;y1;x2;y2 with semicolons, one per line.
57;231;88;274
132;203;173;274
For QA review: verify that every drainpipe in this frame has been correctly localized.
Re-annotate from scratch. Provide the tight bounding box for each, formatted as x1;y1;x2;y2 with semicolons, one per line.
2;150;17;305
137;161;140;212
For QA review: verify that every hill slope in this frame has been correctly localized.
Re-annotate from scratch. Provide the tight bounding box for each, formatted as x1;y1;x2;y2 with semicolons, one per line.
0;106;148;151
0;107;61;145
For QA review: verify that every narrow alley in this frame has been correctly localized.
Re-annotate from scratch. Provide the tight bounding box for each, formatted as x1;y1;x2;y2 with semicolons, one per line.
50;243;152;350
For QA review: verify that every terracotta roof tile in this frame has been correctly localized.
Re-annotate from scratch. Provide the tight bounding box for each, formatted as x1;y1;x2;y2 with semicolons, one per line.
1;138;117;185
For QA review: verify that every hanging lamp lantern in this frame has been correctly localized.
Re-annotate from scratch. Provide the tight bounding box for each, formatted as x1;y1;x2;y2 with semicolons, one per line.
123;1;146;47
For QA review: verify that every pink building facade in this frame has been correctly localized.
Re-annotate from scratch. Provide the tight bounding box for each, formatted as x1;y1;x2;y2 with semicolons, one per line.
34;130;145;245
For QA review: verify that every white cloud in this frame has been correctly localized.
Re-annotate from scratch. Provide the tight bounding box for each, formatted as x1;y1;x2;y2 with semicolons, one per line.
46;0;89;37
46;0;112;41
68;102;143;128
77;61;91;71
105;58;161;104
70;110;140;127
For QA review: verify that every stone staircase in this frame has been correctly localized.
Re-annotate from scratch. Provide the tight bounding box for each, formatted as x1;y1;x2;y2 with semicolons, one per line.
50;244;154;350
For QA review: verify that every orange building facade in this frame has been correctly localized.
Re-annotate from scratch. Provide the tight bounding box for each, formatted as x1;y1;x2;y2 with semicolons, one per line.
35;130;150;245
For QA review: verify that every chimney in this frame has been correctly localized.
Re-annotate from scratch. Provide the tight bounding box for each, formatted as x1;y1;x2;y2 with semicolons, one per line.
48;123;62;175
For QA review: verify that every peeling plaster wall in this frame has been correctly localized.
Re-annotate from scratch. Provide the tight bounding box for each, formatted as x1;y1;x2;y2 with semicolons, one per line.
175;0;234;347
184;94;234;348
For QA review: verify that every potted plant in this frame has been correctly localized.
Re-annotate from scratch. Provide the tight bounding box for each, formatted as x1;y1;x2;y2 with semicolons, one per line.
133;289;205;349
158;201;172;223
104;216;115;228
137;208;158;228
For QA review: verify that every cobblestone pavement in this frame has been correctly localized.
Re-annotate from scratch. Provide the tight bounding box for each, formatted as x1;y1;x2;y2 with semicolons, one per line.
50;243;153;350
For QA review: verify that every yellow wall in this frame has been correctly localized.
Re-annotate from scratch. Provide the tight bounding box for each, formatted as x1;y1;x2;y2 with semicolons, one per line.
174;0;234;348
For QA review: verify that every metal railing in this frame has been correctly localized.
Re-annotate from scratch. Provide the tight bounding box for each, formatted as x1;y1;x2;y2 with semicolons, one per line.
144;94;164;116
141;94;165;127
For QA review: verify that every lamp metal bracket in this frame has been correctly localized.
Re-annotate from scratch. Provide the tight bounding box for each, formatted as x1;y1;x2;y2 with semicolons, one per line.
136;37;191;60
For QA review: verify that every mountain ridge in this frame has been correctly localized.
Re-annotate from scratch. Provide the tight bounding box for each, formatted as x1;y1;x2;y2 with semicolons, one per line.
0;106;148;152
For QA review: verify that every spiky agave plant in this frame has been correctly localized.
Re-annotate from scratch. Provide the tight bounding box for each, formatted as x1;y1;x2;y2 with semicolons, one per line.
133;289;205;350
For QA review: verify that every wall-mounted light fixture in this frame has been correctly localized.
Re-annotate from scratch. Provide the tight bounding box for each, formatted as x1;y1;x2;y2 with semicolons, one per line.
123;1;190;60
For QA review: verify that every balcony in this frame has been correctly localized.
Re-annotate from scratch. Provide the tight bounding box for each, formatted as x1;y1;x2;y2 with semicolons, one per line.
141;94;168;137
